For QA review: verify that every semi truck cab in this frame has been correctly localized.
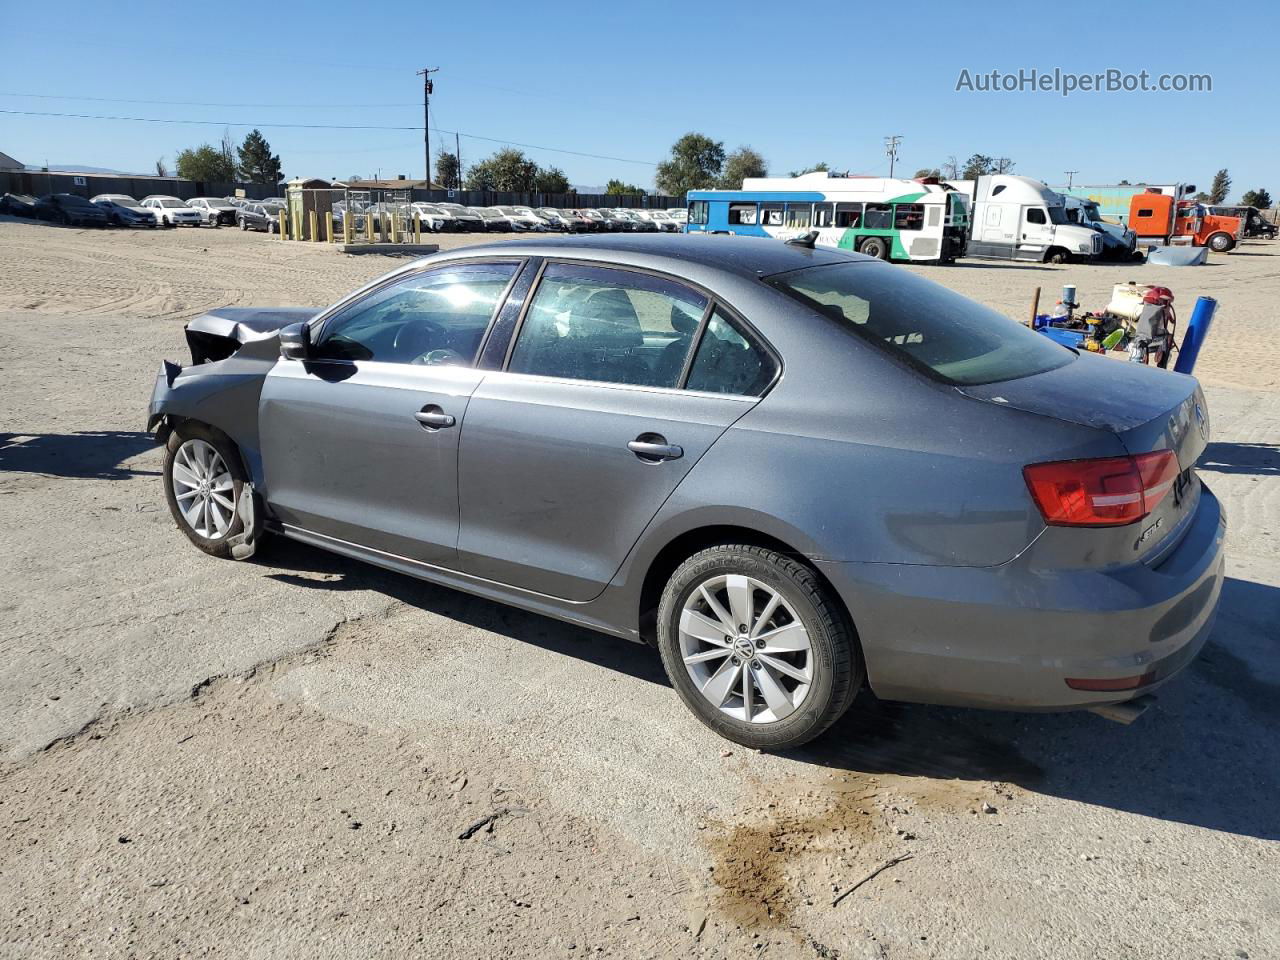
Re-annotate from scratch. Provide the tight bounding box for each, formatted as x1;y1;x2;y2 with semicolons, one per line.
950;174;1103;263
1128;193;1241;251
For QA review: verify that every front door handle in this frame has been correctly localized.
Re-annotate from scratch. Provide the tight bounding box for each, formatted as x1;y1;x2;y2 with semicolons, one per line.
414;405;455;429
628;436;683;462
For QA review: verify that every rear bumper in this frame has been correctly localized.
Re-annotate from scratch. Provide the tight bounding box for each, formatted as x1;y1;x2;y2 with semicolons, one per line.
817;484;1226;711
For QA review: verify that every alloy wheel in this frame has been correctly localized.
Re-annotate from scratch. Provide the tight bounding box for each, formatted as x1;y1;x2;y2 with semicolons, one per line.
170;438;236;539
678;574;812;723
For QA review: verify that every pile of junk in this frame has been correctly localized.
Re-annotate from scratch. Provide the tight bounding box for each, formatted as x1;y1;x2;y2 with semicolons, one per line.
1030;282;1217;375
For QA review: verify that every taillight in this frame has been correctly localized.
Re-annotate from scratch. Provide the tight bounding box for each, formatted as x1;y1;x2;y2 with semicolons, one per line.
1023;451;1179;527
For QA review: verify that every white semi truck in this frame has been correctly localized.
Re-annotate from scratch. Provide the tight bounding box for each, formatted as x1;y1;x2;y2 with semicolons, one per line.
946;175;1103;263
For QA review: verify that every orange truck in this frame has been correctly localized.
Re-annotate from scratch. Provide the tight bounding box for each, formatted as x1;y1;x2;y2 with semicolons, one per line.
1127;192;1241;252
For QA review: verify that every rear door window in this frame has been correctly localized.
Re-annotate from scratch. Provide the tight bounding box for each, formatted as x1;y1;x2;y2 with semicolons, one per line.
685;308;777;396
507;263;707;388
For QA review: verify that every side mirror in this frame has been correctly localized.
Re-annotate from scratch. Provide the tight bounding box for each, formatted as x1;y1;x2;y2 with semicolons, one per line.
279;322;311;360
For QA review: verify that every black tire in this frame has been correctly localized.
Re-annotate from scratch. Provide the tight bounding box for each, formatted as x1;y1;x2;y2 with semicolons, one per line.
1207;232;1234;253
656;544;863;751
1045;248;1070;264
858;236;889;260
162;422;246;559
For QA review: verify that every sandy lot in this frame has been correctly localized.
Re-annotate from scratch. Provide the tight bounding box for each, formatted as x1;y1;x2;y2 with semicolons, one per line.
1;222;1277;960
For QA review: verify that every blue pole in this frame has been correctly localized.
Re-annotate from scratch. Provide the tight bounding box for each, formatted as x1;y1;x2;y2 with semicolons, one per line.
1174;296;1217;375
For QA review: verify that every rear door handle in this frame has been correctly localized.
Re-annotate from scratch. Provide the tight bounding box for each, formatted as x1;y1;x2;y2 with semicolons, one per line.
628;437;683;462
414;405;455;429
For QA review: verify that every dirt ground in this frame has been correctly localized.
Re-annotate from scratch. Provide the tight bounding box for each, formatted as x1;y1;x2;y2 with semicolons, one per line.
1;221;1277;960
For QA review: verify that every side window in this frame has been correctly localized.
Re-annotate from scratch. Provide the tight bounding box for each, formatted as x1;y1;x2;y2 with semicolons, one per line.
508;263;707;388
1026;208;1047;225
688;200;709;225
835;202;862;228
727;202;758;225
814;203;834;228
686;308;777;397
863;203;893;229
1136;208;1154;218
313;263;517;365
785;203;812;228
760;202;783;226
894;203;925;230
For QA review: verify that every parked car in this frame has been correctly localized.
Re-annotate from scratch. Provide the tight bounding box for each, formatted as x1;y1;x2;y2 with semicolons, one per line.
237;202;284;233
498;205;551;231
588;209;626;231
262;197;287;206
410;202;455;232
0;193;40;218
187;197;238;226
34;193;109;227
436;203;485;231
612;209;657;232
331;200;368;230
147;234;1224;750
140;196;203;227
91;194;159;227
646;210;680;232
667;207;688;226
471;206;513;232
535;207;571;231
224;197;252;208
554;208;593;232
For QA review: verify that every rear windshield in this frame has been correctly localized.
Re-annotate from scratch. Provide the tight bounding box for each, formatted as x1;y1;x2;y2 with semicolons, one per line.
766;262;1073;386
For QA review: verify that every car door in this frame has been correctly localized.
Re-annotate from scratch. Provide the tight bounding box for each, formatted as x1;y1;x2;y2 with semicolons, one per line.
456;261;777;602
257;260;521;564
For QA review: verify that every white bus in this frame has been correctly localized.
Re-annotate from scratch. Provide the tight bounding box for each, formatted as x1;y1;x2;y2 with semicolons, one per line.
685;172;969;263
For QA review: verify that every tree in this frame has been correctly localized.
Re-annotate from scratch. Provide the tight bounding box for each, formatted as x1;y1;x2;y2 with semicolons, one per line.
532;166;569;193
155;157;168;177
1209;168;1230;204
1193;191;1210;202
1119;179;1131;185
175;143;236;182
913;167;942;179
435;150;460;189
237;129;282;184
655;132;725;197
464;148;539;191
960;154;994;179
788;161;830;177
941;155;959;179
718;146;767;189
606;179;647;196
1241;188;1273;210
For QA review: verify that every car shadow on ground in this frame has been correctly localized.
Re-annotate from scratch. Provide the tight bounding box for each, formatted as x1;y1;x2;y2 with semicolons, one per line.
257;537;1280;842
0;431;159;479
1197;441;1279;477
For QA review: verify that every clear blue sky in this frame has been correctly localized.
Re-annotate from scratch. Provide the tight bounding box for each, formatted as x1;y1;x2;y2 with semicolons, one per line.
2;0;1274;199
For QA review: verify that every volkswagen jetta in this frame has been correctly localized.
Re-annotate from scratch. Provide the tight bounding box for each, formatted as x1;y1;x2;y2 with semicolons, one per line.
147;235;1225;749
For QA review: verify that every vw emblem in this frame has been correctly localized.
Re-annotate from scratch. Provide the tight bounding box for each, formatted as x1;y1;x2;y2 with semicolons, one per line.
1194;402;1208;441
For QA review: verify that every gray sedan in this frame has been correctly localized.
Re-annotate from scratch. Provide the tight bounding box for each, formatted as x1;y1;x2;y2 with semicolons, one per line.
147;235;1224;749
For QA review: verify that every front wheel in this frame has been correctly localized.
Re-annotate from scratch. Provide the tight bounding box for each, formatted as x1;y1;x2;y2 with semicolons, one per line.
657;545;862;750
1207;232;1234;252
163;423;246;558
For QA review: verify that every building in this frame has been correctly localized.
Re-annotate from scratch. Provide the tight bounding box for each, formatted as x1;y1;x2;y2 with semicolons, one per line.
0;151;24;172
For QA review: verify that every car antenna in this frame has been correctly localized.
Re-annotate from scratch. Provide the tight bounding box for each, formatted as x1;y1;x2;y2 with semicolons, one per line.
785;230;819;248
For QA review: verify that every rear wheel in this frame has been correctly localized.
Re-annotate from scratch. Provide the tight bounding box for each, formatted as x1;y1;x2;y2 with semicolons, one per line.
858;236;889;260
163;423;246;558
657;545;862;750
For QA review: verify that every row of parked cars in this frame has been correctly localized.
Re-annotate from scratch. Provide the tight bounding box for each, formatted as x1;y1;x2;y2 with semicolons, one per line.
0;191;290;229
337;201;687;234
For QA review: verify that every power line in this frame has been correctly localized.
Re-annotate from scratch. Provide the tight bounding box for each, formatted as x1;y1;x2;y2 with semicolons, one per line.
883;135;902;178
0;108;659;165
0;91;420;108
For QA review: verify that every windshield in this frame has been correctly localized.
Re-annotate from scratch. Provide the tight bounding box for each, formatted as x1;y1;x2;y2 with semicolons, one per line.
159;199;187;208
766;262;1073;386
1082;202;1101;221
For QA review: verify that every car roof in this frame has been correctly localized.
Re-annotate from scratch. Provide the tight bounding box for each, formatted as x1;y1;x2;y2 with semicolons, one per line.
425;233;868;278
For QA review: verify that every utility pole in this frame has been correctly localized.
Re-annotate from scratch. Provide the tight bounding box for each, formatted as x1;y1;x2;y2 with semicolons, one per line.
884;135;903;178
417;67;439;186
1064;170;1078;189
456;131;462;191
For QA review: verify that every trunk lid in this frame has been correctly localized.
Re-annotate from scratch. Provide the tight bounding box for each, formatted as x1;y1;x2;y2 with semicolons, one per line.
960;352;1211;564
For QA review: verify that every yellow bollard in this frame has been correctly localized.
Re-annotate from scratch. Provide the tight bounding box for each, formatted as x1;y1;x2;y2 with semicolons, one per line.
414;213;422;244
325;210;334;243
309;209;318;243
343;211;353;244
277;210;287;240
391;214;400;244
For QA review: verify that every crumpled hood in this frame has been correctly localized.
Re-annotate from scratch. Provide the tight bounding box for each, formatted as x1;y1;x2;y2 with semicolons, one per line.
185;306;318;344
